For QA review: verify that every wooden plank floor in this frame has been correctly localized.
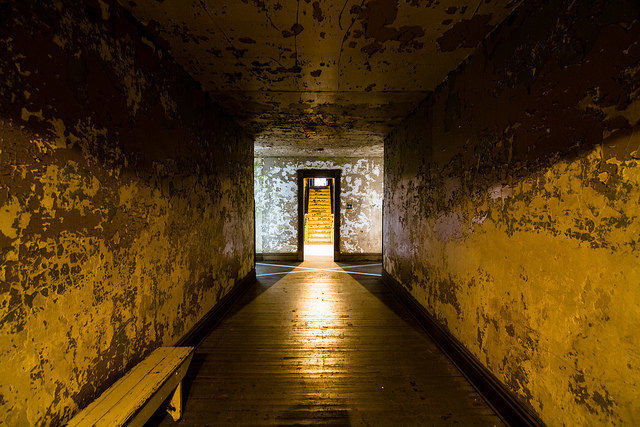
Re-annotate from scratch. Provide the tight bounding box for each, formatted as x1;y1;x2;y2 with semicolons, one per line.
148;259;502;426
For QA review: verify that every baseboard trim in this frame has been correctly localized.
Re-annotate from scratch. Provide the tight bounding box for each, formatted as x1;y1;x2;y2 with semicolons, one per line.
257;253;382;262
176;268;256;347
381;270;544;427
256;253;298;261
339;253;382;262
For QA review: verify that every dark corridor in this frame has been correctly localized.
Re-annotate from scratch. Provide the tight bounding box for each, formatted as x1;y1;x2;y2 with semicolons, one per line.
149;260;501;425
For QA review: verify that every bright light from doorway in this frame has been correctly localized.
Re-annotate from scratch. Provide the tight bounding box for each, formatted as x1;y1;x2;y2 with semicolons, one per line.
310;177;328;187
304;244;333;258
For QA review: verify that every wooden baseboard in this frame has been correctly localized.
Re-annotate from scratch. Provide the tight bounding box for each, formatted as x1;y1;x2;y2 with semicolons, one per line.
256;253;382;262
176;269;256;347
256;253;298;261
381;270;544;427
339;253;382;262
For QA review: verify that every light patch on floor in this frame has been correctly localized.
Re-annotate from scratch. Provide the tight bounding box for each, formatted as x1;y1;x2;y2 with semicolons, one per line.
304;244;333;258
149;260;503;425
256;262;382;277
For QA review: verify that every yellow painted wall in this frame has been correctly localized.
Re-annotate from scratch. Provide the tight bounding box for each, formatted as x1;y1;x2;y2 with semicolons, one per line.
0;1;253;424
384;0;640;424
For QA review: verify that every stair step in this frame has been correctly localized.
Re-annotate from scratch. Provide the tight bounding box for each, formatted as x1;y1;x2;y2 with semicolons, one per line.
305;194;333;247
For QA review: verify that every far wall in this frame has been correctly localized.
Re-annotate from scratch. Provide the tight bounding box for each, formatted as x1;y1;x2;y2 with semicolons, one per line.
255;157;382;256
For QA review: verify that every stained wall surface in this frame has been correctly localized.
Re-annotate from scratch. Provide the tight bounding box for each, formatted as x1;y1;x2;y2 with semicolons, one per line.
118;0;522;156
384;0;640;424
255;157;382;255
0;1;253;424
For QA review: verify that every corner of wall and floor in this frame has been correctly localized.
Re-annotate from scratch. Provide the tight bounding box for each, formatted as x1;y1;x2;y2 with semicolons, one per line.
0;1;254;424
382;0;640;424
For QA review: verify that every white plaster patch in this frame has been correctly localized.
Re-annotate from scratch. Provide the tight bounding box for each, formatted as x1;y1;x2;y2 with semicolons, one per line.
472;214;488;224
488;184;513;201
434;211;463;241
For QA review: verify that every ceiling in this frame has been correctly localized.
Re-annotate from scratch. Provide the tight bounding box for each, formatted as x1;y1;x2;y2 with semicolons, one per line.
120;0;520;156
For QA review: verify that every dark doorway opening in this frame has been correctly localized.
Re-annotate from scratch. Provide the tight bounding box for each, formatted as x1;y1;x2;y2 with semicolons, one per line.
297;169;341;262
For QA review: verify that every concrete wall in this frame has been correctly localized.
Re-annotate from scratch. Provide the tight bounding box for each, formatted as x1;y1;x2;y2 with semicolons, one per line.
383;0;640;424
255;157;382;256
0;1;253;424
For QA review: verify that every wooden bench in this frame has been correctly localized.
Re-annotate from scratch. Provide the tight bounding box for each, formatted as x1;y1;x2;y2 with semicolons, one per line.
69;346;194;427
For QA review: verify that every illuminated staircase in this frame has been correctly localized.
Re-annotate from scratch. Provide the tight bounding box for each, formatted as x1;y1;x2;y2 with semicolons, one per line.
305;186;333;245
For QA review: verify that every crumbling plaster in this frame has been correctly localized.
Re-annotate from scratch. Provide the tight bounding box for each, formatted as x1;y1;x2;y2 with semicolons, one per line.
0;1;253;424
120;0;521;156
255;157;382;255
384;0;640;424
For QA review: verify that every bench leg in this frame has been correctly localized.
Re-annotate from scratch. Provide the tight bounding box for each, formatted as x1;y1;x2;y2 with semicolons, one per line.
167;381;183;421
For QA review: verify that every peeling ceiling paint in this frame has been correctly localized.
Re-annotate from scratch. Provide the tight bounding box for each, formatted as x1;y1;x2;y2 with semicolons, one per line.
120;0;521;155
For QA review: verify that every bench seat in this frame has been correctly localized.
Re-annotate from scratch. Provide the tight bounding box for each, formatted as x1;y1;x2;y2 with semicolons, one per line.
69;346;194;427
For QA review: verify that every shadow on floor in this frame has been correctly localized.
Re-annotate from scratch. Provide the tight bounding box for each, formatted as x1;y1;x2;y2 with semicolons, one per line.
335;264;413;320
275;400;351;426
146;261;486;426
146;261;304;426
226;261;303;318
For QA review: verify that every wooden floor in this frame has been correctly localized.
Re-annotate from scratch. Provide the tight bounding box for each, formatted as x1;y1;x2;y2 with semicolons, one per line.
149;259;502;426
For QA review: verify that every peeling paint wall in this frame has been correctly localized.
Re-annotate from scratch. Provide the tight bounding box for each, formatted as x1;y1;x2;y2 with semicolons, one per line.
255;157;382;255
0;1;253;424
384;0;640;424
119;0;521;155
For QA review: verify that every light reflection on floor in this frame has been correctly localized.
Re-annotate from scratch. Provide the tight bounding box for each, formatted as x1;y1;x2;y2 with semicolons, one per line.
256;262;382;277
151;259;503;425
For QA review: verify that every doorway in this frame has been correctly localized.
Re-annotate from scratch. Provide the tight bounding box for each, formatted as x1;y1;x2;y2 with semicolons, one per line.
297;169;341;261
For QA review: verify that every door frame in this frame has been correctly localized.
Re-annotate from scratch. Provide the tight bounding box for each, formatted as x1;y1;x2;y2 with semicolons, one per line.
297;169;341;262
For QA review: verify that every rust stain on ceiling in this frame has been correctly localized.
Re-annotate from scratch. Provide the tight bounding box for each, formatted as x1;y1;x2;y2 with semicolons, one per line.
120;0;521;155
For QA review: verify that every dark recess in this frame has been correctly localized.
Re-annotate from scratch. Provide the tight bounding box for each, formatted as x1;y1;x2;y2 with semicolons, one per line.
176;269;256;347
